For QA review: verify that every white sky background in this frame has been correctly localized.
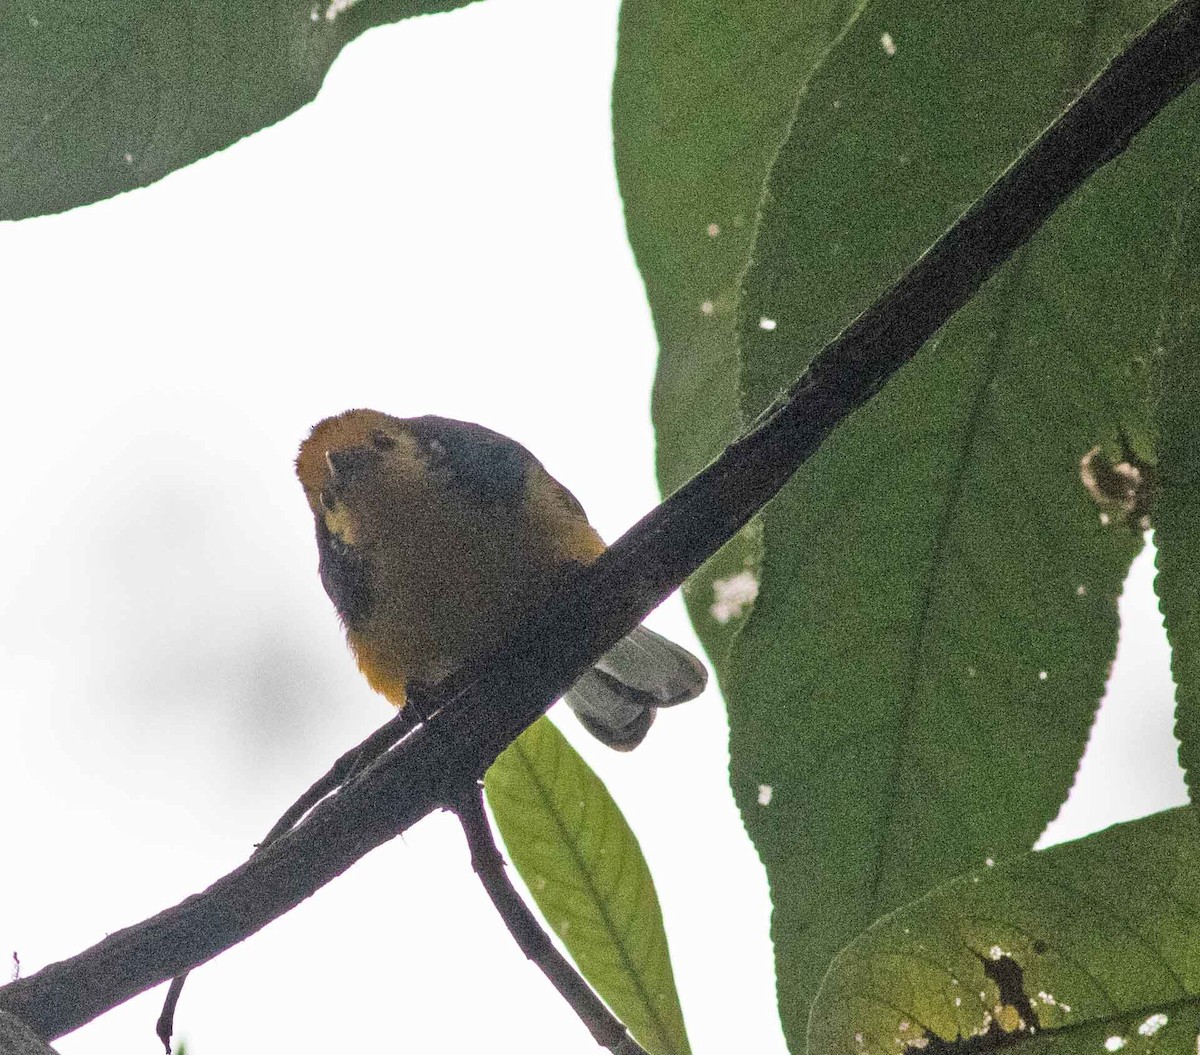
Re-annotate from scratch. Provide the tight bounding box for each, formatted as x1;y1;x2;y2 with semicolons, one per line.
0;1;1188;1053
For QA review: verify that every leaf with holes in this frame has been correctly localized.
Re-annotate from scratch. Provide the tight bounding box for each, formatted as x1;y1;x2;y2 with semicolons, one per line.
0;0;479;220
484;717;690;1055
727;1;1198;1044
810;807;1200;1055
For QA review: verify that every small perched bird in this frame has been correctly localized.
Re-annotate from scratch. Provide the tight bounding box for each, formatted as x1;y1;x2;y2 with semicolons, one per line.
296;409;707;749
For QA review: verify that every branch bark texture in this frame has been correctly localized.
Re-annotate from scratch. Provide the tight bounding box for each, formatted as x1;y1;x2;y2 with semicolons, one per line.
2;0;1199;1041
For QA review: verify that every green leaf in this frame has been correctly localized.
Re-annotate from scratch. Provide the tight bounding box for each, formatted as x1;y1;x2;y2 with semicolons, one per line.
728;2;1188;1044
612;0;866;663
1153;176;1200;802
484;717;690;1055
810;806;1200;1055
0;0;478;221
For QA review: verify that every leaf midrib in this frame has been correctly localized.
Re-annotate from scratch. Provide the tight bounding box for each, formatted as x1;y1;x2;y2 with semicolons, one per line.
865;254;1029;911
510;732;677;1054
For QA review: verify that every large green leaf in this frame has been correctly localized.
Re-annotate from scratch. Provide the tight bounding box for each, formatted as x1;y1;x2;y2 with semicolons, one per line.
484;717;690;1055
0;0;477;220
612;0;866;664
729;2;1191;1045
1154;176;1200;801
810;806;1200;1055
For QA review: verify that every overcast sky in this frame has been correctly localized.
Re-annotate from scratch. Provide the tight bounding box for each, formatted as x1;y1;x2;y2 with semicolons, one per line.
0;2;1186;1053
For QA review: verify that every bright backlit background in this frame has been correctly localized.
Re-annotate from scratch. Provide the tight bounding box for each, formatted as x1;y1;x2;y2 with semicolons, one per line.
0;2;1186;1053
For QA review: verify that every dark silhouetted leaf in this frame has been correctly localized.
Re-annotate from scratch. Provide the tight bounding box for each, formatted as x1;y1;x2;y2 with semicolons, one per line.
612;0;864;664
1154;174;1200;800
729;2;1192;1045
0;0;478;220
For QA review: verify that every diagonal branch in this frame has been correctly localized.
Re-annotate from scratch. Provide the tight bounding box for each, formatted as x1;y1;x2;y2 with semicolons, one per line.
2;0;1198;1042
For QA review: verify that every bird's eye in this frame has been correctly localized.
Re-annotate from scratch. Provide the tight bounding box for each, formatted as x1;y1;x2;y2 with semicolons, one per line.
371;431;396;451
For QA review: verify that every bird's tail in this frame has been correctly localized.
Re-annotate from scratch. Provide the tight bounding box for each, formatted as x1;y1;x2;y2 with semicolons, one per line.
563;625;708;750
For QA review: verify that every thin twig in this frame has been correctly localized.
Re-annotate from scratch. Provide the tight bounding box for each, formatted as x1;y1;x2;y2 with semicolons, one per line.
256;692;440;847
153;975;187;1054
153;706;425;1050
452;784;648;1055
2;0;1198;1040
260;708;422;844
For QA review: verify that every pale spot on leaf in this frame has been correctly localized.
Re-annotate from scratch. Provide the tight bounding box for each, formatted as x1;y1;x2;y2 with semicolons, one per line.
710;570;759;624
1139;1015;1168;1037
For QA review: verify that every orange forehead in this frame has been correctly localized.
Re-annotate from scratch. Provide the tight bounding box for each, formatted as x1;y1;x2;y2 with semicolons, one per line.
295;408;399;499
